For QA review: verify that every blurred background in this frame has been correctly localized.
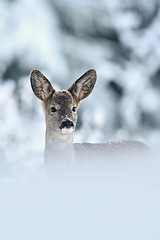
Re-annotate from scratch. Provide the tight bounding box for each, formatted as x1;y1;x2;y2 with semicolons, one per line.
1;0;160;160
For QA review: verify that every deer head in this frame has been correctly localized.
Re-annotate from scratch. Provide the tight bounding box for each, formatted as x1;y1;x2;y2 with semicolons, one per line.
30;69;97;143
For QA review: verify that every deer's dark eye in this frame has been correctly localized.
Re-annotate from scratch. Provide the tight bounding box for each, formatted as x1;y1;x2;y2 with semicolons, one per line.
51;106;57;113
72;106;76;112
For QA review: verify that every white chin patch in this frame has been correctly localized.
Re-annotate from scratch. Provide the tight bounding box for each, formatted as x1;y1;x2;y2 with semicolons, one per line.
60;127;74;135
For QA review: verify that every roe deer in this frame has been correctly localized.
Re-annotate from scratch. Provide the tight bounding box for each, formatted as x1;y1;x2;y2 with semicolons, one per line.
30;69;149;162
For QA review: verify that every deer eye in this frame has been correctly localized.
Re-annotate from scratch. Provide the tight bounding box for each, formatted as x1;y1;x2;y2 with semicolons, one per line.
72;106;76;112
51;106;57;113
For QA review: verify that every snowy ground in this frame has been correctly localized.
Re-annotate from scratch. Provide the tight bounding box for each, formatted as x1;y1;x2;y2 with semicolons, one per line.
0;151;160;240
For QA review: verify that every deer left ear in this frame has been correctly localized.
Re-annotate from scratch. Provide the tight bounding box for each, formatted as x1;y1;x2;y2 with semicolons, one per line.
68;69;97;102
30;70;55;101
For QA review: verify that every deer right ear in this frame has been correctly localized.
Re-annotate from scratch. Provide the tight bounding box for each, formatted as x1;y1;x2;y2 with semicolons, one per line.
30;70;55;101
68;69;97;102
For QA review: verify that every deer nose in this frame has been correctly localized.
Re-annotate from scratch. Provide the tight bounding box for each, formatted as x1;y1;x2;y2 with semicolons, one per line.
60;120;74;129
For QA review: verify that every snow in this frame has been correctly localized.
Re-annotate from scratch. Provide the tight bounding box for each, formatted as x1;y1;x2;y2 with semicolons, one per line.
0;152;160;240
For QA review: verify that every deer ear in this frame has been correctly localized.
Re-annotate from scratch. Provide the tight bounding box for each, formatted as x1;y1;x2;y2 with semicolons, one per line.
30;70;55;101
68;69;96;102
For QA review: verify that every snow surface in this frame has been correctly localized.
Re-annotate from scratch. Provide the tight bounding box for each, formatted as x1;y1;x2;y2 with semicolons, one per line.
0;152;160;240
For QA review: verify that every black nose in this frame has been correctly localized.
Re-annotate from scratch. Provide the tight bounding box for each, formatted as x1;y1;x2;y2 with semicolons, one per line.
60;120;74;129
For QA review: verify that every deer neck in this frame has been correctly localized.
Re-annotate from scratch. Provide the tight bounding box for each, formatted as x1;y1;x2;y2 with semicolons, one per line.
45;128;74;162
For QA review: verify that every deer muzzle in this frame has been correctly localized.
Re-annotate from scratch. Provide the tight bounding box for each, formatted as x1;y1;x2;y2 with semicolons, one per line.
59;120;74;130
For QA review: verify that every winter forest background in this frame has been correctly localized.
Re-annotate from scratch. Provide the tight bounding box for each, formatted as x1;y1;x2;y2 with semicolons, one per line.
1;0;160;160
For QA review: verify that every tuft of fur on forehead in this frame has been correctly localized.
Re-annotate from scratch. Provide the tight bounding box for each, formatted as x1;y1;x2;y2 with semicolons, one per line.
42;90;80;111
53;90;74;105
43;90;78;107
